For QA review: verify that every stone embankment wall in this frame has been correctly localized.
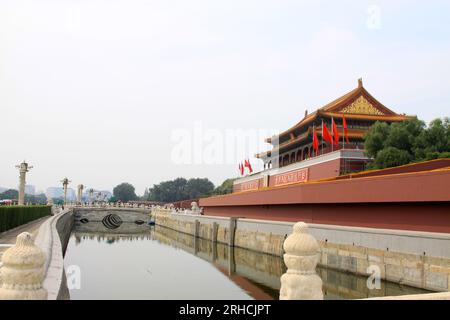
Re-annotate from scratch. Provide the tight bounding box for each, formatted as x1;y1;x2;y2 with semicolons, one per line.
152;225;432;299
73;207;151;223
34;208;75;300
152;208;450;292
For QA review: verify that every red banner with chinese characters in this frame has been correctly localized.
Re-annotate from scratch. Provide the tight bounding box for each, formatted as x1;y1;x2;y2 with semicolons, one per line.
274;168;309;187
239;179;260;192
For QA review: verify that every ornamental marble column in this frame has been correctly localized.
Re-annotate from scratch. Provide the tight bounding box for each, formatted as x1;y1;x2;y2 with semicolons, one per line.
88;188;94;205
77;184;84;204
279;222;324;300
61;178;71;205
15;161;33;206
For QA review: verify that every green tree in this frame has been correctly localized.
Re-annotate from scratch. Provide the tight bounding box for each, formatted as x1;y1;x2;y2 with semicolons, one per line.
185;178;215;199
0;189;18;200
0;190;47;204
385;118;425;155
364;121;390;158
364;117;450;169
414;118;450;160
372;147;412;169
52;198;64;205
113;183;138;202
25;193;47;205
213;178;236;195
147;177;215;202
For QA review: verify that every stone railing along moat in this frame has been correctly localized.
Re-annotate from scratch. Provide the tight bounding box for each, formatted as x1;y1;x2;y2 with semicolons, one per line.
0;204;449;300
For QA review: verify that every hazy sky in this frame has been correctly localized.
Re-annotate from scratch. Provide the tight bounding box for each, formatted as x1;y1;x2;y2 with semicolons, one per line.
1;0;449;194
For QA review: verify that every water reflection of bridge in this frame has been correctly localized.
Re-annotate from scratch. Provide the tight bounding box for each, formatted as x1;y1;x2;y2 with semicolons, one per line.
72;223;429;300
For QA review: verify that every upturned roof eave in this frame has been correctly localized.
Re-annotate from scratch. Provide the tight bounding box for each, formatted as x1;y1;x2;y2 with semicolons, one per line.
265;81;407;145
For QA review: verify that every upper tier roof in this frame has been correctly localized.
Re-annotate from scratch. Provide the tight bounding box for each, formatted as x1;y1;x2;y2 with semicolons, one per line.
265;79;414;144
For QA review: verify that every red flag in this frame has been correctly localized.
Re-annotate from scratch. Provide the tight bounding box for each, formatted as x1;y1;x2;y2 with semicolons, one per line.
239;163;244;175
312;126;319;155
322;121;333;145
342;115;349;143
245;159;253;174
332;117;339;146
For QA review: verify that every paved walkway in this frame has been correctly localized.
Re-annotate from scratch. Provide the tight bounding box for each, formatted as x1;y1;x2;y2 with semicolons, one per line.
0;216;50;260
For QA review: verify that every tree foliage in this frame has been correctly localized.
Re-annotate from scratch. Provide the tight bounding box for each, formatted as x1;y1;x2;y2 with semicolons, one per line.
364;118;450;169
25;193;47;205
0;189;18;200
147;178;215;203
113;183;138;202
212;178;236;195
372;147;412;169
0;190;47;204
109;196;118;203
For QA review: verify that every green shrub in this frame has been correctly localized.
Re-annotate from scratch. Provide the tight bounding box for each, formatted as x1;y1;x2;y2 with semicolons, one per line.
0;205;51;233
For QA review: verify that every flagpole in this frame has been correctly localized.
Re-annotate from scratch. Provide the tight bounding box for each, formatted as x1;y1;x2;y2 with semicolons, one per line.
321;120;324;155
331;119;334;153
342;117;345;149
313;125;315;157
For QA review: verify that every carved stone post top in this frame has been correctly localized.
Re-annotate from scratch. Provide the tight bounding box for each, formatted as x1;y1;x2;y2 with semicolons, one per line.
1;232;46;267
283;222;319;256
280;222;324;300
15;161;33;172
0;232;48;300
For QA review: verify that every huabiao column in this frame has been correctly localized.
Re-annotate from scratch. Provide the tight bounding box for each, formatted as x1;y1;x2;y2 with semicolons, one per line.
61;178;71;205
15;161;33;206
77;184;84;204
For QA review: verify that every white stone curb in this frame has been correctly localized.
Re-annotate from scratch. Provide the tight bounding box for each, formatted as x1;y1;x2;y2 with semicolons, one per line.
34;209;72;300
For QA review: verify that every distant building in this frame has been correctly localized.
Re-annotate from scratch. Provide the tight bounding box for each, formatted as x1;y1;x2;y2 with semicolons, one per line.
46;187;64;199
81;189;112;202
46;187;76;201
24;185;36;195
66;188;76;201
100;191;113;200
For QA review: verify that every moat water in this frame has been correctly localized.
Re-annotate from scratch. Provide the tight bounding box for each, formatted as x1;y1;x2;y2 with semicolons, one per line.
64;222;431;300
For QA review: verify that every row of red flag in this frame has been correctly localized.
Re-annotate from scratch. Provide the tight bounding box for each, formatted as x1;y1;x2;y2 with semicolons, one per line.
238;159;253;176
238;115;350;176
312;115;349;155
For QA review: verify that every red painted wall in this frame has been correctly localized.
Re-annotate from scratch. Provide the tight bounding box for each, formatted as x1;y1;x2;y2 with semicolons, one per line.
202;203;450;233
202;169;450;233
233;159;342;193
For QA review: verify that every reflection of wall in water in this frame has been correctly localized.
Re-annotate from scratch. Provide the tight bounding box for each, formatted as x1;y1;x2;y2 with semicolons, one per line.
318;267;430;300
151;226;432;300
153;225;285;293
70;223;432;300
